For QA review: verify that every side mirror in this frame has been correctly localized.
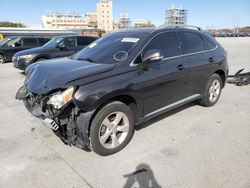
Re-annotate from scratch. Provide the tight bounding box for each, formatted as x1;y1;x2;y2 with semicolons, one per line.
142;50;163;64
58;42;66;49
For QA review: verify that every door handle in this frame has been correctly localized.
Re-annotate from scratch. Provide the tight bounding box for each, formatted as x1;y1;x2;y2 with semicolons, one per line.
209;57;215;62
177;64;185;71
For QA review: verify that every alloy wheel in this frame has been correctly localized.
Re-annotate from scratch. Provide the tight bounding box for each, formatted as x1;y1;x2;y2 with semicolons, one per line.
208;79;221;102
98;111;130;149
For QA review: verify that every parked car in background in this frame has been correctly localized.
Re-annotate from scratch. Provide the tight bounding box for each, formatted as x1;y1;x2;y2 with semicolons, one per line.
13;35;98;70
16;27;228;156
0;37;50;64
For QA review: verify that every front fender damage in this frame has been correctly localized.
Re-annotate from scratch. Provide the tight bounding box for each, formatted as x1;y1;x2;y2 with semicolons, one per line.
16;85;95;151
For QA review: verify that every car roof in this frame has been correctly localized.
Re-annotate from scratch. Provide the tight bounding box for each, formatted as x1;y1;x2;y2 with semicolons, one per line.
115;27;206;36
52;35;98;39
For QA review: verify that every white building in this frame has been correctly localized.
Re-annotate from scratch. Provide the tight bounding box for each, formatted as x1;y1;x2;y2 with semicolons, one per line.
97;0;113;32
42;11;88;29
85;12;98;29
166;5;187;27
117;13;131;29
134;19;146;28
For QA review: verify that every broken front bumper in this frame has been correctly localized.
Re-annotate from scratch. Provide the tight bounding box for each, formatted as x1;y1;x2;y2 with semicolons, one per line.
16;85;94;151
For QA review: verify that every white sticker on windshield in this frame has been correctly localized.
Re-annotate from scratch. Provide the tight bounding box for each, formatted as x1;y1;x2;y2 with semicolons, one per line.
121;38;140;43
88;43;97;48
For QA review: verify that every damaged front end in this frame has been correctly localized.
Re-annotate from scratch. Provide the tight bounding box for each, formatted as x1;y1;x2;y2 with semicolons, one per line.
16;85;94;151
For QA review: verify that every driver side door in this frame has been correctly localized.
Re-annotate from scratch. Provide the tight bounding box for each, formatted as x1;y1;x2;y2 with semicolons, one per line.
53;37;78;58
5;38;26;61
133;32;188;117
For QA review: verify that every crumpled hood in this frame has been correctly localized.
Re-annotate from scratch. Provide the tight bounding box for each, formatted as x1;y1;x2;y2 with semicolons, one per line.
15;46;55;56
25;58;115;94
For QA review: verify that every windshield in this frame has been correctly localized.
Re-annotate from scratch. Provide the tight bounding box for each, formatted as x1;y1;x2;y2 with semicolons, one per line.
43;37;64;48
73;33;148;64
0;38;18;47
0;38;11;46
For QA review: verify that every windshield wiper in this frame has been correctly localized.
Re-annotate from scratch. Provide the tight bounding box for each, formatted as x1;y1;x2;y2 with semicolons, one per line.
78;57;99;64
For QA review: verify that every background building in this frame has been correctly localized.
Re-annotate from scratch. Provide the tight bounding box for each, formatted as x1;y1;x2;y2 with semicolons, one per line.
42;11;88;29
166;5;187;27
85;12;98;29
97;0;113;32
134;19;146;28
117;13;131;29
134;19;155;28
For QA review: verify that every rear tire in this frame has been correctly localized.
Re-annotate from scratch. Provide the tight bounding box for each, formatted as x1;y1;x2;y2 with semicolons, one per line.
0;54;6;64
90;101;134;156
199;74;222;107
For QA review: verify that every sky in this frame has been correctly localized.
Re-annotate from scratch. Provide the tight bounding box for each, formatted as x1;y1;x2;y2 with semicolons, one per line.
0;0;249;29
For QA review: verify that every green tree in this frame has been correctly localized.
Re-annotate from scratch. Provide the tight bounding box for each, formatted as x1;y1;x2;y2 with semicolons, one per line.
0;21;26;28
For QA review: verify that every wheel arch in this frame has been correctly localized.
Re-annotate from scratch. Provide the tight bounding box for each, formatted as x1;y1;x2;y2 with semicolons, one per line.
32;55;50;63
214;69;226;87
91;94;140;124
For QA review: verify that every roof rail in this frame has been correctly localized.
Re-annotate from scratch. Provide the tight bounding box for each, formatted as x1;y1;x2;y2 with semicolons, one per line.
157;24;202;31
174;25;202;31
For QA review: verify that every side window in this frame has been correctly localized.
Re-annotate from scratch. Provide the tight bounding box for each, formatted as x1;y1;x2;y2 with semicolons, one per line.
22;38;38;46
65;37;77;47
204;38;216;50
77;37;95;46
179;32;205;54
39;38;50;45
6;38;21;47
143;32;181;58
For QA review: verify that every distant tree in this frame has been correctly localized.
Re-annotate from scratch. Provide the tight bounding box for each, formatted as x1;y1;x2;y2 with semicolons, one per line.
0;21;26;28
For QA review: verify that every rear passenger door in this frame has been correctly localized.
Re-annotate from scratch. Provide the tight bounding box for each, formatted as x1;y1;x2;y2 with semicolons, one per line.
178;31;214;95
135;32;188;116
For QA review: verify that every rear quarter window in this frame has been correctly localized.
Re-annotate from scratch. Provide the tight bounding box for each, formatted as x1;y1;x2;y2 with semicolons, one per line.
204;38;216;50
179;32;205;54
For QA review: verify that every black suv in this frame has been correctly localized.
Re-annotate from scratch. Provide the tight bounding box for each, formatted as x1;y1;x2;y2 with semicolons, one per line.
16;27;228;156
0;37;49;64
13;35;97;70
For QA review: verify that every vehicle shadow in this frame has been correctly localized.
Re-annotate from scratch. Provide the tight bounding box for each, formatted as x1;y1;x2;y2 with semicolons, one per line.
123;163;162;188
135;101;197;131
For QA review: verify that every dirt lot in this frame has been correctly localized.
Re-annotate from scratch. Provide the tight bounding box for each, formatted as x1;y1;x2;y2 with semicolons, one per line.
0;37;250;188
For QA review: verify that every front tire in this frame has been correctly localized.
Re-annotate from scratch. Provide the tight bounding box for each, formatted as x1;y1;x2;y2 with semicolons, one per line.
90;101;134;156
199;74;222;107
0;54;6;64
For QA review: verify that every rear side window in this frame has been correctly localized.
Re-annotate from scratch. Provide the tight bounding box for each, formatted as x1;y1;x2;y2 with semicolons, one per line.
143;32;181;58
179;32;205;54
39;38;50;45
204;38;216;50
77;37;96;46
22;38;38;46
